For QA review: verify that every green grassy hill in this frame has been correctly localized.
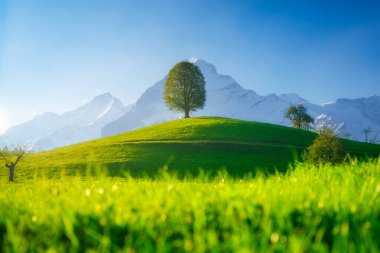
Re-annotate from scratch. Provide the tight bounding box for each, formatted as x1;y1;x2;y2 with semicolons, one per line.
8;117;380;180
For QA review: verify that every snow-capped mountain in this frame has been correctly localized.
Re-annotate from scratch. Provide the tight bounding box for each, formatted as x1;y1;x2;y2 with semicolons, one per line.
310;96;380;142
102;58;380;143
0;93;127;150
1;59;378;151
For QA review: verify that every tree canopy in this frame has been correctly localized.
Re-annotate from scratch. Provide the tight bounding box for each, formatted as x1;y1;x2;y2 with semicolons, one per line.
164;61;206;118
303;128;345;165
285;105;314;130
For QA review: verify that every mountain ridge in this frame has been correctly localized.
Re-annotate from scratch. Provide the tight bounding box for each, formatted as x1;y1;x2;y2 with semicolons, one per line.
1;58;379;150
0;93;126;150
102;58;380;143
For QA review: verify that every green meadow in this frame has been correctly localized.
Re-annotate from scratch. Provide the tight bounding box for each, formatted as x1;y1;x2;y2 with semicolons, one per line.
1;117;380;252
7;117;380;182
0;160;380;252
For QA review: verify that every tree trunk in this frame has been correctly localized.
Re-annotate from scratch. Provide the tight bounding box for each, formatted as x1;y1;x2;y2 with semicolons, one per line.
9;167;14;182
184;110;190;118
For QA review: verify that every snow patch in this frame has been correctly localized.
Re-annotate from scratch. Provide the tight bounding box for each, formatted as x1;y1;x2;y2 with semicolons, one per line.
96;100;114;120
188;57;199;63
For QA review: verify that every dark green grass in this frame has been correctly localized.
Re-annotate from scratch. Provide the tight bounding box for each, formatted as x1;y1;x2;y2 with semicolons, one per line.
5;117;380;181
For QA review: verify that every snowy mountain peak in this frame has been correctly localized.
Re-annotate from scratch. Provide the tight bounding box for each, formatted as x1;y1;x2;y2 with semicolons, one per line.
279;93;308;104
187;58;218;76
91;92;115;103
188;57;199;63
2;59;379;150
97;91;112;97
85;93;125;113
102;59;380;143
0;92;127;151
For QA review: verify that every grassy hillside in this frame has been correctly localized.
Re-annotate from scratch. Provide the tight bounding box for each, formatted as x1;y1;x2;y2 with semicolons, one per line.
1;160;380;252
6;117;380;181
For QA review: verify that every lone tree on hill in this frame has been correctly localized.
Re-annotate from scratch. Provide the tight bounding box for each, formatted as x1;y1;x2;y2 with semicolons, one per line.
164;61;206;118
303;128;345;165
285;105;314;130
0;146;27;182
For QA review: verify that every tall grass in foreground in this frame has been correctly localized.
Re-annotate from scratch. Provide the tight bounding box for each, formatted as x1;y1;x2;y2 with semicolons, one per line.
0;159;380;252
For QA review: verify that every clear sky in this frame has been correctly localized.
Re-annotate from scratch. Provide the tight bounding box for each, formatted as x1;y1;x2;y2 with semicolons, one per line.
1;0;379;133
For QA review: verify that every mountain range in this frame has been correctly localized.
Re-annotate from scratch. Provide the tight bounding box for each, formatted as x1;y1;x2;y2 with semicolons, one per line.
1;58;379;150
102;59;380;143
0;93;126;150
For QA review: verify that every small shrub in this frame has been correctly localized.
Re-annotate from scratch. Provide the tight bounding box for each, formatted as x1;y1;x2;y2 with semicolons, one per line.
303;128;345;165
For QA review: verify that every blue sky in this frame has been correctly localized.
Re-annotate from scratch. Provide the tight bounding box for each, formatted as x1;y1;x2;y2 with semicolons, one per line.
0;0;380;133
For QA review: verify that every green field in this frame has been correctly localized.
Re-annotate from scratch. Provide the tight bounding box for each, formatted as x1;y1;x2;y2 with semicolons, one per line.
0;160;380;252
1;117;380;252
7;117;380;182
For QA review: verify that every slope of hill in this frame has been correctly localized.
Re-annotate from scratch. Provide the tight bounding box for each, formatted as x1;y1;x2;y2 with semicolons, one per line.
0;93;126;151
102;58;380;143
11;117;380;181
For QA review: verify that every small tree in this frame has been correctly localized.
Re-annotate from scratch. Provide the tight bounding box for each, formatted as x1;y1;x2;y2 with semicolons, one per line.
164;61;206;118
362;127;372;142
369;134;378;144
303;128;345;165
285;105;314;130
0;146;26;182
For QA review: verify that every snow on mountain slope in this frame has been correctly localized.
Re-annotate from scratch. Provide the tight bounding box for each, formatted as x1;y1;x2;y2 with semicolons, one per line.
101;59;311;137
0;112;64;148
2;59;378;150
102;59;380;143
309;96;380;141
0;93;126;151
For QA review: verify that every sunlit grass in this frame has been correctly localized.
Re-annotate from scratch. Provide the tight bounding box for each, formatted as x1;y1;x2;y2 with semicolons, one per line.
1;158;380;252
11;117;380;180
